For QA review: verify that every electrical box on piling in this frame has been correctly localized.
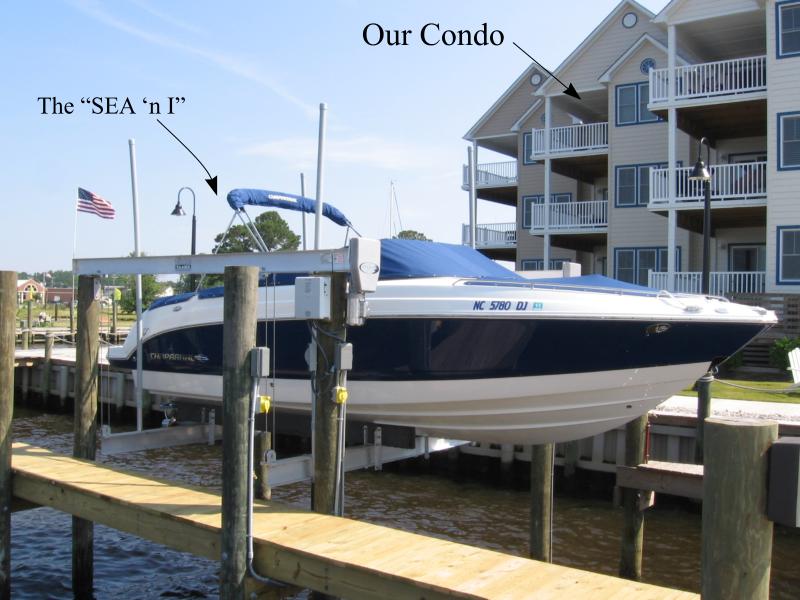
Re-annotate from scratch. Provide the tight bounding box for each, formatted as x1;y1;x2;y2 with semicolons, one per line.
294;276;331;320
767;436;800;527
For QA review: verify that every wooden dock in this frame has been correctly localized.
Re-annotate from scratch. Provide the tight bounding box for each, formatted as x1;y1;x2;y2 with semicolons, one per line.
11;443;696;599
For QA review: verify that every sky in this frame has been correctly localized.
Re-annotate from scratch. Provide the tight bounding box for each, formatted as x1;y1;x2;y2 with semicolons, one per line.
1;0;668;272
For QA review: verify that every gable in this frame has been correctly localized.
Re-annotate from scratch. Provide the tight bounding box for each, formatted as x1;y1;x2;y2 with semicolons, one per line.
600;36;670;84
538;1;665;96
471;78;539;138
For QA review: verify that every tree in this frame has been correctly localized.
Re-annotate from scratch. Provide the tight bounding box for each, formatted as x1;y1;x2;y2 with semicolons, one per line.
119;274;160;313
395;229;431;241
213;211;300;253
187;211;301;290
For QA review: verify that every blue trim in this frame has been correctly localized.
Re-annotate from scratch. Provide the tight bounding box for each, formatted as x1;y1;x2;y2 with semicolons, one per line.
523;132;536;165
776;225;800;285
615;162;667;207
777;1;800;59
613;246;681;286
777;111;800;171
727;243;766;272
615;82;663;127
520;258;567;271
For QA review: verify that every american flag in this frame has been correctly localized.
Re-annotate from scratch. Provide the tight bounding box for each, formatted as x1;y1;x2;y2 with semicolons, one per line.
77;187;115;220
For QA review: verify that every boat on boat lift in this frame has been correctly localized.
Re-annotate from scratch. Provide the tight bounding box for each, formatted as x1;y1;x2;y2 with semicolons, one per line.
107;189;776;444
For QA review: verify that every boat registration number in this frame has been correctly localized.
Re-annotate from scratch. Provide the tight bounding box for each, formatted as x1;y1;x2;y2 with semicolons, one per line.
472;301;543;311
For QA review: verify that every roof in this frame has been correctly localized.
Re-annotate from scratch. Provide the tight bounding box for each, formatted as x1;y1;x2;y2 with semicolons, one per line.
536;0;657;96
597;33;686;83
464;0;658;140
653;0;763;24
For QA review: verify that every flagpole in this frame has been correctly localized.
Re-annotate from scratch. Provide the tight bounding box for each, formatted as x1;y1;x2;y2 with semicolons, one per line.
71;195;79;327
128;139;144;433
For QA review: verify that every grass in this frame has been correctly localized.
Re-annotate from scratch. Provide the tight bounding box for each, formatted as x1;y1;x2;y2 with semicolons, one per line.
678;379;800;404
15;304;137;328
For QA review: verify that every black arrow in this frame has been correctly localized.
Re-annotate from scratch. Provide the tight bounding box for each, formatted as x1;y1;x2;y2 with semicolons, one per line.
156;118;218;195
512;42;581;100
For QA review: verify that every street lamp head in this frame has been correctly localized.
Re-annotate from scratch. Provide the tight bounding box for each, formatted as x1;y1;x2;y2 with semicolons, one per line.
689;157;711;181
171;200;186;216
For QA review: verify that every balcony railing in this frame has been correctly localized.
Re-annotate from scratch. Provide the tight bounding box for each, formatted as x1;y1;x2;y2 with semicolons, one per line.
462;160;518;187
648;271;766;296
649;55;767;104
530;200;608;231
531;122;608;157
649;161;767;206
462;222;517;248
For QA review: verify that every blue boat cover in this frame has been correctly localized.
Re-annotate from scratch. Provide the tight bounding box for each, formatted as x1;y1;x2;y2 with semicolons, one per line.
147;240;657;310
226;189;352;228
379;239;525;281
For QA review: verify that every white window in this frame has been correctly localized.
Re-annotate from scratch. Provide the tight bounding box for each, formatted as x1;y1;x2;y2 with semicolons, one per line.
616;85;637;125
779;227;800;282
780;113;800;169
779;2;800;57
729;245;765;272
520;259;565;271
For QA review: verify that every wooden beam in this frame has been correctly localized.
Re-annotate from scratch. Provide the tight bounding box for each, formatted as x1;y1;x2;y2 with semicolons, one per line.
617;461;704;501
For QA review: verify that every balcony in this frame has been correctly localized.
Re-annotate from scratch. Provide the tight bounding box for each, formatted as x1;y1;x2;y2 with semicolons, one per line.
530;122;608;158
530;200;608;232
649;161;767;208
649;56;767;106
462;160;517;188
648;271;766;296
462;222;517;249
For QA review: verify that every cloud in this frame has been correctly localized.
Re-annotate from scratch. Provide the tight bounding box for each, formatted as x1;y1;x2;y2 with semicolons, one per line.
240;135;450;171
67;0;317;118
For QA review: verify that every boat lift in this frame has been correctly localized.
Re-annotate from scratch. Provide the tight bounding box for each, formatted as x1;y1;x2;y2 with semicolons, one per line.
72;238;464;483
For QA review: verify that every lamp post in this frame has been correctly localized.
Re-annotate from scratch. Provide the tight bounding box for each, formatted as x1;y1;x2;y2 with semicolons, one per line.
689;137;712;295
688;137;714;463
171;186;197;289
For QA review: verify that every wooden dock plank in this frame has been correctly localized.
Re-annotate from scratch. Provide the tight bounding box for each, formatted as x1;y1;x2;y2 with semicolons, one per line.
616;461;704;500
11;443;696;599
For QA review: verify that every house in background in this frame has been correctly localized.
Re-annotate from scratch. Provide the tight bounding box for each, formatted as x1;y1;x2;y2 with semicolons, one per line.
16;279;45;304
462;0;800;366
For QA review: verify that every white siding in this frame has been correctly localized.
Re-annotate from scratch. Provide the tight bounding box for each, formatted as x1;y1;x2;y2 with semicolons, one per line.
666;0;761;24
766;0;800;292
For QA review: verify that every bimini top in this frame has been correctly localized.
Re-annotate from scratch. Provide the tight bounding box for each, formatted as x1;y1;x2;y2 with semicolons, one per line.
227;188;353;228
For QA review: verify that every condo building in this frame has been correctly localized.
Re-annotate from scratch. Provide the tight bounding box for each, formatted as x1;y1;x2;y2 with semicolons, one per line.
463;0;800;311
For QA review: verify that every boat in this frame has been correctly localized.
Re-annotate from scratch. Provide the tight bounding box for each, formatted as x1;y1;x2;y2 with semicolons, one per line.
107;188;776;443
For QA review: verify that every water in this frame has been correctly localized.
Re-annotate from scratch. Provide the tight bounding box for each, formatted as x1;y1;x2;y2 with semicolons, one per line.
10;408;800;598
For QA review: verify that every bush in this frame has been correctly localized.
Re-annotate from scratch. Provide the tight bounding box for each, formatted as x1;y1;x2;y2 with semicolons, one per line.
769;337;800;371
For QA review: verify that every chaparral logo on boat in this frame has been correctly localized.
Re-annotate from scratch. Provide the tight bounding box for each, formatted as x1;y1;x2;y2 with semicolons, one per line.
646;323;672;335
359;262;380;275
148;352;206;362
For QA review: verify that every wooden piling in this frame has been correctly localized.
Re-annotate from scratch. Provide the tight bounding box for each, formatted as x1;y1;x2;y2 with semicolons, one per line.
701;418;777;600
25;300;32;349
619;415;647;580
0;272;17;600
41;334;54;401
255;431;272;501
69;301;74;341
111;293;117;335
73;275;99;599
694;371;713;463
529;443;553;562
220;265;258;600
312;272;347;515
